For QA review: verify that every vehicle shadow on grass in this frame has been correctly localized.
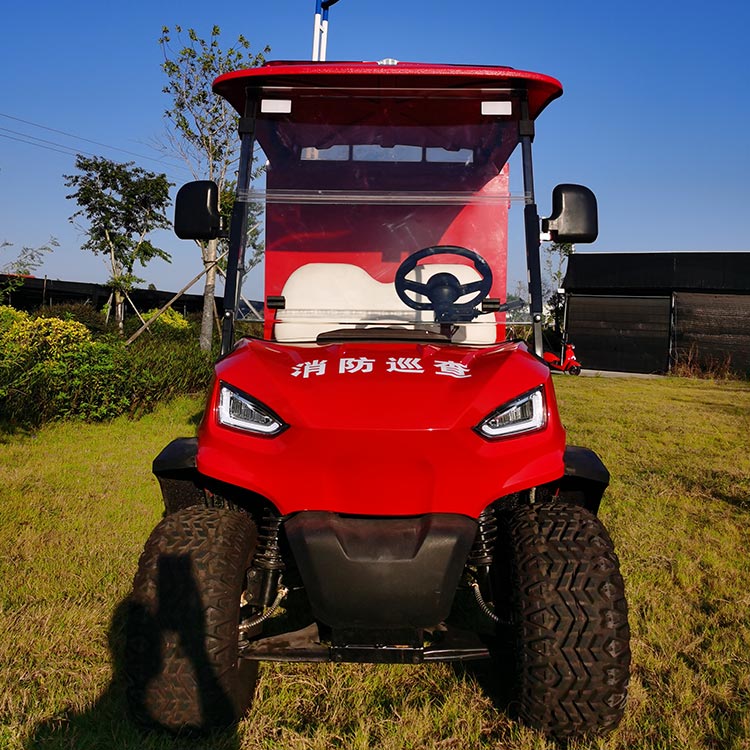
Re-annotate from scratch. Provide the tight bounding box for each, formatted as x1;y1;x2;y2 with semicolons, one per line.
446;593;520;722
25;593;242;750
0;421;35;443
453;634;518;713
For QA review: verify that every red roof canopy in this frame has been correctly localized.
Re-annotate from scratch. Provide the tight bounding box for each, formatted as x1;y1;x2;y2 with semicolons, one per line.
213;61;563;122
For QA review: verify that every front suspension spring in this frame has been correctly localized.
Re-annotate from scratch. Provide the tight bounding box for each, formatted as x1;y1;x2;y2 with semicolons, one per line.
248;511;286;607
468;506;498;567
254;512;285;571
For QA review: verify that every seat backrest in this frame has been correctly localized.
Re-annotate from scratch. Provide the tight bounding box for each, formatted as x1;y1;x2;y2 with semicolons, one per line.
273;262;497;343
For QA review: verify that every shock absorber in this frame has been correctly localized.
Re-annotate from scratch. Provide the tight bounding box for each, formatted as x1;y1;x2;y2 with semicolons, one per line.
468;506;501;622
469;506;498;570
248;512;286;608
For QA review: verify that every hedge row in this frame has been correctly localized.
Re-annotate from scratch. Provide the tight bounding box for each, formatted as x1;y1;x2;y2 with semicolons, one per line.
0;305;214;426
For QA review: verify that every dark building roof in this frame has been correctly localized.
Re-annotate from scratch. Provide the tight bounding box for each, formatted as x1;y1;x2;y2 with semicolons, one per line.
563;252;750;295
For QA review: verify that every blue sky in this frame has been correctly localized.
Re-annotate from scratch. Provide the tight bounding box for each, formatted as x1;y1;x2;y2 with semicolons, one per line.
1;0;748;294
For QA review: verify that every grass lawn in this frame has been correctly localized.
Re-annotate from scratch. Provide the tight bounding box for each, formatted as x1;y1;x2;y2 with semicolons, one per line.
1;376;749;749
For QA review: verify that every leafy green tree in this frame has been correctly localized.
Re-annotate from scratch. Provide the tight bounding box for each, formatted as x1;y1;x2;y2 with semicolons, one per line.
159;24;269;350
64;155;172;333
1;237;58;303
543;241;574;334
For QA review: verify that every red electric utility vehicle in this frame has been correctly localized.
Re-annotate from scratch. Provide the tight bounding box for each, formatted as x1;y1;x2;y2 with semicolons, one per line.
126;59;630;740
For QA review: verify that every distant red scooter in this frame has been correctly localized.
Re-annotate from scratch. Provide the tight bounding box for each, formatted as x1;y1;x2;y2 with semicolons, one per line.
544;342;582;375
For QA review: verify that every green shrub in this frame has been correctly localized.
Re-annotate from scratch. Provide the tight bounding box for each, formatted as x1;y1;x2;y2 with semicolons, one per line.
235;320;265;339
147;307;190;331
0;321;214;426
33;302;109;334
2;316;91;363
0;305;28;335
125;338;215;412
123;306;195;340
1;341;130;423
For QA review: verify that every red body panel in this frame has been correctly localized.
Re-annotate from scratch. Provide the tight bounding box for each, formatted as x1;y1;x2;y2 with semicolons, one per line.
197;340;565;518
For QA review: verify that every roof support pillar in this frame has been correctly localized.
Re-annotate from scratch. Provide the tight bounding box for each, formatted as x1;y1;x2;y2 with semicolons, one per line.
520;100;544;357
221;100;257;355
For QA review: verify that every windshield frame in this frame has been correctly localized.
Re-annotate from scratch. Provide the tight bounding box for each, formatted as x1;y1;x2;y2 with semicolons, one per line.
218;63;549;356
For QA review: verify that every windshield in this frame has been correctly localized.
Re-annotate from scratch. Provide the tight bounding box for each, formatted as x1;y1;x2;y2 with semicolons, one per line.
237;86;526;344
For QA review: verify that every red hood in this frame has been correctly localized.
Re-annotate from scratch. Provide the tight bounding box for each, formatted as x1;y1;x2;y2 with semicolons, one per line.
215;339;544;430
197;338;566;517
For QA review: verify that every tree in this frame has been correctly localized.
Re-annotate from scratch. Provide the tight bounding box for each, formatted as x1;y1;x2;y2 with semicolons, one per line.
543;241;574;335
1;237;58;303
159;25;269;351
64;155;172;333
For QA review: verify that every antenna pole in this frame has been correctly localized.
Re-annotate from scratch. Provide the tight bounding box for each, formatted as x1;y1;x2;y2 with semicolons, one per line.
313;0;341;61
312;0;323;61
319;3;330;61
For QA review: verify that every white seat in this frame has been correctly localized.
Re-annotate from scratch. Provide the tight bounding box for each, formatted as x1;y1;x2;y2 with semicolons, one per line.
273;262;497;344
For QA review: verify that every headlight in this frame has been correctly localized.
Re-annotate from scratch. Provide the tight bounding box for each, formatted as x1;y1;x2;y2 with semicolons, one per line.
217;383;286;435
475;386;546;439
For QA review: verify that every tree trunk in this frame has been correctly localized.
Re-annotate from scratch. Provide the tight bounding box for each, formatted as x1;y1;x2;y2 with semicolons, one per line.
114;289;125;335
199;239;218;352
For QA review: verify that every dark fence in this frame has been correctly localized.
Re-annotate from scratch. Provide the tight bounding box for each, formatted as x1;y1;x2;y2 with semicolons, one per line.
1;275;206;316
674;293;750;376
566;295;672;373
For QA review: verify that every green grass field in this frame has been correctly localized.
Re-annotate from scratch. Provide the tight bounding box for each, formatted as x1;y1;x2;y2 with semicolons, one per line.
1;376;749;749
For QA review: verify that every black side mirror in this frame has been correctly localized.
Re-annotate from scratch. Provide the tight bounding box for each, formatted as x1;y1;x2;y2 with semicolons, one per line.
174;180;221;240
542;184;598;244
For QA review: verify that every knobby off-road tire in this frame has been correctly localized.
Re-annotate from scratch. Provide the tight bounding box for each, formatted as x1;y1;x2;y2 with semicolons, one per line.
125;506;259;733
499;501;630;739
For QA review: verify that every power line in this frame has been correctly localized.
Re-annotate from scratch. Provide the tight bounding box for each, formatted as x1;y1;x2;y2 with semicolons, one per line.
0;131;88;158
0;130;189;184
0;111;192;175
0;127;96;158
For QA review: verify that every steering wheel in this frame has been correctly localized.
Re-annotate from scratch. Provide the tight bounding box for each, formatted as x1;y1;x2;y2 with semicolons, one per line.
394;245;493;323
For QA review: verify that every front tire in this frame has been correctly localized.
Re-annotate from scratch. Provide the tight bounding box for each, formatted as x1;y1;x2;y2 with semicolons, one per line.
568;365;582;375
498;501;630;739
125;506;259;732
